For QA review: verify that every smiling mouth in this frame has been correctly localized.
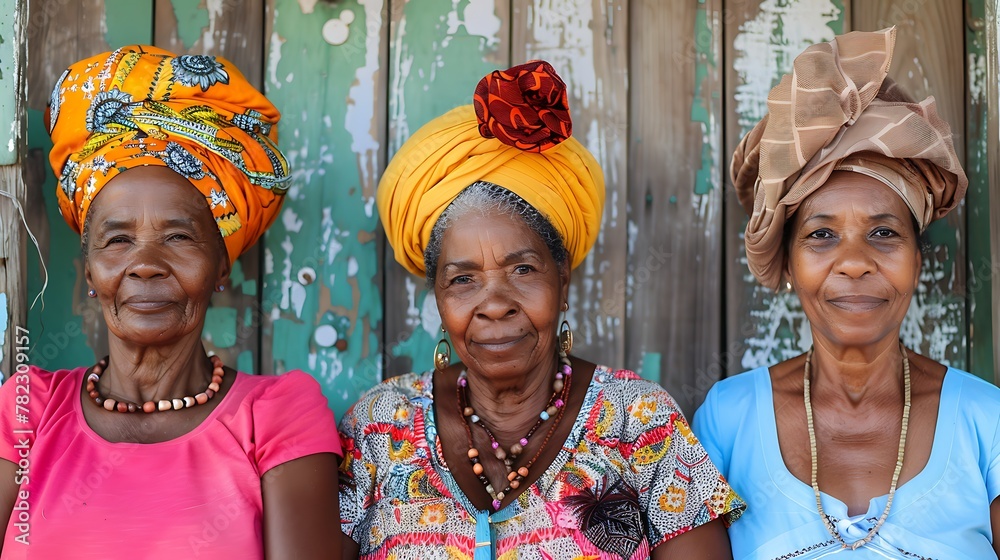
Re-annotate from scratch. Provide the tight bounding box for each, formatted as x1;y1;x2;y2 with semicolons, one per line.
121;300;173;312
827;296;887;312
473;335;527;352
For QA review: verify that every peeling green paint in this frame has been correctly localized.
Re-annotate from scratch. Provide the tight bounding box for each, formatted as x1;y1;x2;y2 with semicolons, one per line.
0;0;19;166
640;351;661;383
690;0;716;196
26;108;95;370
166;0;209;50
104;0;154;48
264;0;383;417
204;307;237;348
965;0;993;379
237;349;254;374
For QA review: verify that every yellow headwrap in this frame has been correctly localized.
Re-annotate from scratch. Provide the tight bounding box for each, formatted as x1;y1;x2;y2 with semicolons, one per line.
377;61;605;276
47;45;290;264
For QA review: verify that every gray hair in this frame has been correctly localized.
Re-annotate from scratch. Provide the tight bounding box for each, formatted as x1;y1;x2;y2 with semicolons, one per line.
424;181;569;285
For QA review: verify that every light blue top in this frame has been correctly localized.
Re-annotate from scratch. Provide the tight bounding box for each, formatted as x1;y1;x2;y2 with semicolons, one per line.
692;366;1000;559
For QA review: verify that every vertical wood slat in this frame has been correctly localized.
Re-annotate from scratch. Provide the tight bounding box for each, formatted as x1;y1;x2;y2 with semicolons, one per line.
154;0;266;373
966;0;996;379
0;0;28;379
853;2;967;367
510;0;629;371
987;0;1000;384
261;0;388;416
723;0;847;374
24;0;153;371
626;0;723;414
381;0;510;377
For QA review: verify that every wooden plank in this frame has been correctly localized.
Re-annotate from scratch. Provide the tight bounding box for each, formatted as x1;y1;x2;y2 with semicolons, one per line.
965;0;994;380
154;0;266;372
723;0;847;374
988;0;1000;384
626;0;723;414
853;1;967;368
262;0;388;416
510;0;629;372
154;0;264;90
381;0;510;378
0;0;28;380
24;0;154;370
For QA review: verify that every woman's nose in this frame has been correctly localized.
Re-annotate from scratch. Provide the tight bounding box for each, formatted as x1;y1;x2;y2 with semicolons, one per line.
475;278;518;320
125;242;169;279
833;236;877;279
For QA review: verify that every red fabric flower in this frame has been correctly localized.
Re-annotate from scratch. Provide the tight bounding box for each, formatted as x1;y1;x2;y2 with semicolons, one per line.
473;60;572;152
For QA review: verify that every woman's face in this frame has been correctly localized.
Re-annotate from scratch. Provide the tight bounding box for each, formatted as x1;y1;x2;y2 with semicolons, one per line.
434;209;569;380
84;166;229;346
786;171;921;348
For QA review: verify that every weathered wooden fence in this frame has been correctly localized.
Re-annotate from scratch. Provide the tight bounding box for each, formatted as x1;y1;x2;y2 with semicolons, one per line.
12;0;1000;417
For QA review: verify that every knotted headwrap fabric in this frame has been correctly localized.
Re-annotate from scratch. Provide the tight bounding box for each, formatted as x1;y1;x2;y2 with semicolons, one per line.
730;27;967;290
377;61;605;277
47;45;290;264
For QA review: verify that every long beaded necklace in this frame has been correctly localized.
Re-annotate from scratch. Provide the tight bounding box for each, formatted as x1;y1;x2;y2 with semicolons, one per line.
86;354;225;413
458;353;572;511
804;342;910;550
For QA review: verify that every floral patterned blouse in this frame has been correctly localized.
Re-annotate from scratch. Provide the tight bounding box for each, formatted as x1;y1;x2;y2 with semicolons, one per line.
339;366;745;559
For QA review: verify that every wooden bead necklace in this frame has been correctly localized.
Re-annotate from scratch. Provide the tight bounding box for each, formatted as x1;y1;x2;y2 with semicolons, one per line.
86;354;225;413
458;353;572;511
804;342;910;550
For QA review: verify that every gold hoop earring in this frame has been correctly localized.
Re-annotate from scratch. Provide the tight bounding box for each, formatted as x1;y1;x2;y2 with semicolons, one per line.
558;320;573;356
434;331;452;372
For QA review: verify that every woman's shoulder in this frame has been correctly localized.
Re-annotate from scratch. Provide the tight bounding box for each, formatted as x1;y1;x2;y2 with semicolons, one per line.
594;366;681;408
340;371;431;426
691;366;769;442
229;370;337;424
943;367;1000;413
705;365;769;398
2;365;87;407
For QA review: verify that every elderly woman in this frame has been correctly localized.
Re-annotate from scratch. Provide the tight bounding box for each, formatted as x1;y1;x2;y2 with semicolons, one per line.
339;62;744;560
0;46;341;558
693;28;1000;558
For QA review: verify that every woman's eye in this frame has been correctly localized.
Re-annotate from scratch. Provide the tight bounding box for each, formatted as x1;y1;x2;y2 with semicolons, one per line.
451;275;472;285
871;227;897;238
807;229;834;240
514;264;534;274
106;235;130;245
168;233;192;242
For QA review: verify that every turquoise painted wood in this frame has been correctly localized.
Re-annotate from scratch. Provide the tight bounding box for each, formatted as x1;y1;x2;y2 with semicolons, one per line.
0;0;23;166
262;0;385;417
965;0;995;379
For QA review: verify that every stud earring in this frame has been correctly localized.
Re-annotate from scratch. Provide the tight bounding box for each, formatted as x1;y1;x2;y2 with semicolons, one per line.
216;285;225;292
88;289;97;298
433;327;452;372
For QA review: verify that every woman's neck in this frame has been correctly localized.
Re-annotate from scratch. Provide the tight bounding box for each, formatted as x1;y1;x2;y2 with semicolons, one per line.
809;335;906;406
464;355;561;445
99;335;215;404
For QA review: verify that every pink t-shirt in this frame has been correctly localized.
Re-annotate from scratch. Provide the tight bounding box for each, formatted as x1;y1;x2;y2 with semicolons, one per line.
0;366;341;559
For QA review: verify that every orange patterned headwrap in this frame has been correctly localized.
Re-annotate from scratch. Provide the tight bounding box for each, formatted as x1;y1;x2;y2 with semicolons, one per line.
46;45;290;264
377;61;605;277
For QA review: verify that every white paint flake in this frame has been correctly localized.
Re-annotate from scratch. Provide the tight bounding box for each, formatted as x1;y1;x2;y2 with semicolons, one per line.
267;29;286;90
346;0;384;198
